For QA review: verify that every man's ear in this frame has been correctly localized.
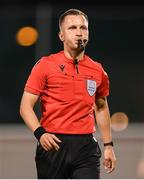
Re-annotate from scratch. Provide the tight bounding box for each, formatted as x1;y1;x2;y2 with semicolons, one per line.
59;31;64;42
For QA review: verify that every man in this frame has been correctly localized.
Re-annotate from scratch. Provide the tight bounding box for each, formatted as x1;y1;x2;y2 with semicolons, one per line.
20;9;116;179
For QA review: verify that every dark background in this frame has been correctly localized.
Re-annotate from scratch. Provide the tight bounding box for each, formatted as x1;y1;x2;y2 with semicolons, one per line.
0;2;144;123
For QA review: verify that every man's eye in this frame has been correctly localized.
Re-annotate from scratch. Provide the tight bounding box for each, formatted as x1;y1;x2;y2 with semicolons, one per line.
81;26;87;30
69;26;76;29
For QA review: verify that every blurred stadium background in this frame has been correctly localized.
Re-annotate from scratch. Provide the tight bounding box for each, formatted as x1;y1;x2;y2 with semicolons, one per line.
0;1;144;178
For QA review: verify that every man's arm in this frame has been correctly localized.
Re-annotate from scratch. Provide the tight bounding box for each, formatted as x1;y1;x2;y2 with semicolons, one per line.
19;91;61;151
20;91;41;132
95;97;116;173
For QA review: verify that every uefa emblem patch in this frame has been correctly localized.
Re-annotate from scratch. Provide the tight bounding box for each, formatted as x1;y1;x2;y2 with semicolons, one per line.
87;80;96;96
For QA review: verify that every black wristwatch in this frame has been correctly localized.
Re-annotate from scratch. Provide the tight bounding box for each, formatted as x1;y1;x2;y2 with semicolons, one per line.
104;141;114;147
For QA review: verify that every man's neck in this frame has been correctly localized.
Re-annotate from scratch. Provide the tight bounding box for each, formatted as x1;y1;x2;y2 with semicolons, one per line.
64;49;84;61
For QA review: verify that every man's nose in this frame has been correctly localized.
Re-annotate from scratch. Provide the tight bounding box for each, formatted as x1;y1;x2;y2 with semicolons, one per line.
76;28;82;36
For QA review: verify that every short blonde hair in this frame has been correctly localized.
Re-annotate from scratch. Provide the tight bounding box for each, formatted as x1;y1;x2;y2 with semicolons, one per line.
59;9;88;29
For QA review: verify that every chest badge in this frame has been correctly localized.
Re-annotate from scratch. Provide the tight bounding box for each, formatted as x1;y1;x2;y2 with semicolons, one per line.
59;64;65;72
87;80;96;96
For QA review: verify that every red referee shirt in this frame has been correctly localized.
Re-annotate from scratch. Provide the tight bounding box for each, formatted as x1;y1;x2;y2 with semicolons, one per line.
24;51;109;134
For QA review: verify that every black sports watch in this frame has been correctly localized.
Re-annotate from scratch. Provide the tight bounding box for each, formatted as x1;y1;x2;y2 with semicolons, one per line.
104;141;114;147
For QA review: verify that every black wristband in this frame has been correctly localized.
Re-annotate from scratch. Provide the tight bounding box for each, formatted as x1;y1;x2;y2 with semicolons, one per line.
104;141;114;147
34;126;47;141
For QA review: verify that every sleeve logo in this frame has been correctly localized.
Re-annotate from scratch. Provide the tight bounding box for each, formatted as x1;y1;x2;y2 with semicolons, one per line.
87;80;96;96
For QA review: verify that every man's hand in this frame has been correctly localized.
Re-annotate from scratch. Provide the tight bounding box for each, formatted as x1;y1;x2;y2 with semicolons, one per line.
103;146;116;173
39;133;62;151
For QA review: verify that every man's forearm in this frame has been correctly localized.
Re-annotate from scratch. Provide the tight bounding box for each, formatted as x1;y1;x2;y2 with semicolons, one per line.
20;91;41;132
95;97;116;172
20;106;41;132
95;98;112;143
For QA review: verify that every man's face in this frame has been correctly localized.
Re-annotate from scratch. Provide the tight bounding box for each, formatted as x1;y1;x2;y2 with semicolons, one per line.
59;15;89;51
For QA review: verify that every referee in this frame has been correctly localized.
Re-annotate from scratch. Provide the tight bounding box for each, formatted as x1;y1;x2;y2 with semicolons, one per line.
20;8;116;179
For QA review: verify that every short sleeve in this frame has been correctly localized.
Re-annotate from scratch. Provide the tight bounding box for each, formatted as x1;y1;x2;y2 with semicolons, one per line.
96;67;110;99
24;58;47;95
